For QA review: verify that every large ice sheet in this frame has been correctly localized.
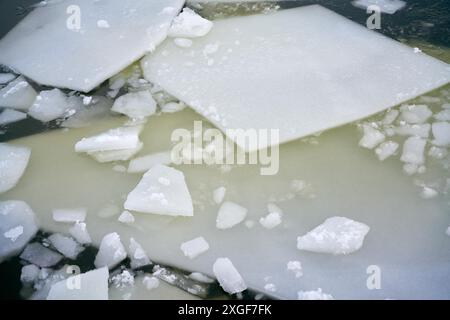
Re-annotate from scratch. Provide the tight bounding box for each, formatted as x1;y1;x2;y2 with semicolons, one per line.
142;5;450;152
0;0;184;92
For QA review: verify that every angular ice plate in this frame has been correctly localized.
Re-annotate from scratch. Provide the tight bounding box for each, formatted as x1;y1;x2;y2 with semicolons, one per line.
142;5;450;152
0;0;184;92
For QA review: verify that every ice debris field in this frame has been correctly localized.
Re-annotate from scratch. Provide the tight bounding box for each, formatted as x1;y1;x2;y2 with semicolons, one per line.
0;0;449;300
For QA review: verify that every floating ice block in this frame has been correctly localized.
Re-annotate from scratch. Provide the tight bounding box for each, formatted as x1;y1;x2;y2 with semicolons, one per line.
142;5;450;152
0;0;184;92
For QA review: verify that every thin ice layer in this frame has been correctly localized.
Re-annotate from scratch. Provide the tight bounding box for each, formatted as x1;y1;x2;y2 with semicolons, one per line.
142;5;450;152
0;0;184;92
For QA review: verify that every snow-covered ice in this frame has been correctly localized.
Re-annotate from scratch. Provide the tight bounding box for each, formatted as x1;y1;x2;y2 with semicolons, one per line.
0;143;31;194
28;89;70;122
168;8;213;38
180;236;210;259
0;109;27;126
142;5;450;152
94;232;127;269
20;243;63;267
375;141;399;161
431;122;450;147
297;288;334;300
52;208;86;223
0;0;185;92
47;267;109;300
400;136;426;164
0;200;38;262
124;164;194;216
69;222;91;245
213;186;226;204
0;76;37;110
48;233;84;259
127;151;172;173
297;216;370;255
359;124;385;149
128;238;151;269
213;258;247;294
352;0;406;14
111;91;157;120
216;201;247;229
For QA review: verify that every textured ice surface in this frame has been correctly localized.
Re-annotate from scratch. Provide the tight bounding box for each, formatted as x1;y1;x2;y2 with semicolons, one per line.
124;164;194;216
399;104;432;124
28;89;69;122
75;126;142;153
0;0;185;92
20;243;63;267
47;267;109;300
180;236;210;259
94;232;127;269
0;200;38;263
352;0;406;14
111;91;157;120
48;233;84;259
52;208;86;223
0;143;31;193
297;288;334;300
0;109;27;126
127;151;172;173
168;8;213;38
213;258;247;294
297;217;370;255
142;5;450;152
216;201;247;229
0;76;36;110
375;141;399;161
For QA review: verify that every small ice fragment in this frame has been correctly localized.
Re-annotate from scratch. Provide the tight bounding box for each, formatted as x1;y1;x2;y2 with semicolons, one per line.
113;164;127;172
124;165;194;216
52;208;86;223
75;125;142;153
20;243;63;267
0;76;37;110
82;96;92;105
188;272;214;283
259;212;282;229
297;288;334;300
47;267;109;300
28;89;69;122
216;201;247;229
180;236;209;259
161;101;186;113
434;109;450;121
174;38;193;48
375;141;399;161
394;123;430;138
428;146;448;160
264;283;277;292
212;258;247;294
111;91;157;120
4;225;24;242
128;238;151;269
213;186;226;204
143;276;159;290
403;163;418;176
69;222;91;245
244;220;255;229
168;8;213;38
431;122;450;147
94;232;127;269
420;186;438;199
98;204;120;218
359;124;385;149
118;210;135;224
382;109;399;125
0;109;27;125
0;73;16;84
20;264;40;283
414;47;422;54
97;20;110;28
399;104;432;124
111;270;134;289
352;0;406;14
88;142;143;163
0;143;31;193
287;261;303;278
297;216;370;255
48;233;84;259
267;203;283;214
127;151;172;173
400;136;426;164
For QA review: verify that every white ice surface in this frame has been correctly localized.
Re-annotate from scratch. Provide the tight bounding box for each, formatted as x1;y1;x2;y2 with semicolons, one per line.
94;232;127;269
127;151;172;173
69;222;92;245
0;143;31;194
0;109;27;126
142;5;450;152
28;89;69;122
20;242;63;267
297;288;334;300
0;0;185;92
180;236;210;259
431;122;450;147
216;201;247;229
128;237;151;269
111;91;157;120
213;257;247;294
0;76;37;111
168;8;213;38
52;208;86;223
48;233;84;259
352;0;406;14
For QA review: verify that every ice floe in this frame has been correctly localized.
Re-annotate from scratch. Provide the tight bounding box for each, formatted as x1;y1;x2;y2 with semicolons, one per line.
0;76;37;110
431;122;450;147
213;258;247;294
69;222;91;245
94;232;127;269
28;89;70;122
359;124;385;149
180;237;210;259
0;109;27;126
111;91;157;120
0;143;31;194
297;217;370;255
48;233;84;259
127;151;172;173
400;136;426;164
216;201;247;229
0;0;185;92
375;141;399;161
168;8;213;38
20;243;63;267
0;200;38;262
124;164;194;216
142;5;450;152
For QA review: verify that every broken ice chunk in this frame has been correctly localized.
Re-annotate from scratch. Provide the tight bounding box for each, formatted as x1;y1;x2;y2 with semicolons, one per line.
399;104;432;124
403;163;419;176
352;0;406;14
359;124;385;149
0;143;31;193
0;0;185;92
180;237;210;259
94;232;127;269
382;109;399;125
128;238;151;269
375;141;399;161
287;261;303;278
0;76;37;110
213;186;226;204
20;243;63;267
75;125;142;153
127;151;172;173
0;73;16;84
161;101;186;113
111;91;157;120
0;109;27;126
431;122;450;147
69;222;92;245
124;164;194;216
48;234;84;259
400;136;426;164
143;276;160;290
47;267;109;300
213;258;247;294
87;142;143;163
297;288;334;300
28;89;69;122
52;208;86;223
216;201;247;230
428;146;448;160
168;8;213;38
189;272;214;283
420;186;438;199
0;200;38;262
20;264;40;284
111;269;135;289
297;216;370;255
259;212;282;229
394;123;430;138
118;211;135;224
435;109;450;121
